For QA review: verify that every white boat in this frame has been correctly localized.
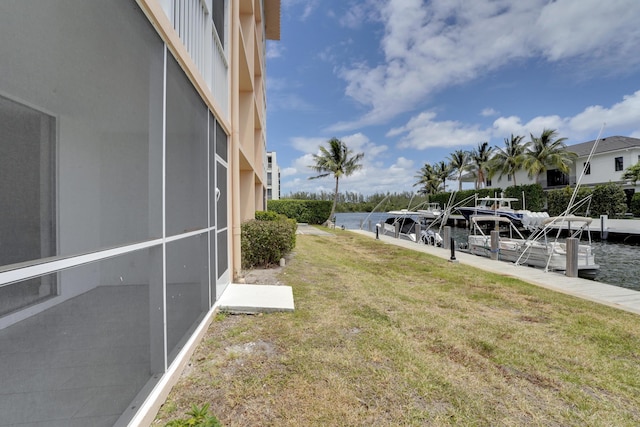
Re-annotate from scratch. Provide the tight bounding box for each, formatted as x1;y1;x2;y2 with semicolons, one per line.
457;196;548;230
416;202;442;219
467;215;599;279
378;210;443;245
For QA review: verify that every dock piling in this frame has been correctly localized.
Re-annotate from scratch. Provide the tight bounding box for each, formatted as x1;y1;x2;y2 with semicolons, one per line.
443;226;451;250
566;238;578;277
490;230;499;260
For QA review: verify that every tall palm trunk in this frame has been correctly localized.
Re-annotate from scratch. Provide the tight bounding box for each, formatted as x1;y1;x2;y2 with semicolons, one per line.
329;176;339;223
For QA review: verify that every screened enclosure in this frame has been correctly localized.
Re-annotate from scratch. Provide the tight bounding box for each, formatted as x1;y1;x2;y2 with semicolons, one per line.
0;1;230;425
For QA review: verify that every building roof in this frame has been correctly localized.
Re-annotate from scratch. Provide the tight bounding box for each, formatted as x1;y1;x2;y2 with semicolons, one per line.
567;135;640;157
264;0;281;40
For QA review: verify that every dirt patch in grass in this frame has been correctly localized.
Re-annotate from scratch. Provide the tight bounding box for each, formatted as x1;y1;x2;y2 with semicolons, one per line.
155;230;640;426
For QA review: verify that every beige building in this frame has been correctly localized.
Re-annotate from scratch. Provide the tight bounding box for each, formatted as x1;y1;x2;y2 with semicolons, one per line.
0;0;279;425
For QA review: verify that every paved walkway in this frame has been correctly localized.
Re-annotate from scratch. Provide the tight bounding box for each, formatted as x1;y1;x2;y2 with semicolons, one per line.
296;223;335;236
351;229;640;316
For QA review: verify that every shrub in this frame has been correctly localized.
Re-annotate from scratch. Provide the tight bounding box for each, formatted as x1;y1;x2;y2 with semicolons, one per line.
241;216;297;269
591;182;628;217
631;193;640;217
255;210;281;221
267;199;332;224
546;186;592;216
504;184;545;211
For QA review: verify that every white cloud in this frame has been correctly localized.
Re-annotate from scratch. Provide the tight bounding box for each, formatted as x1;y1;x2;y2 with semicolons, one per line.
338;0;383;29
282;155;418;196
391;90;640;152
281;167;298;177
569;90;640;134
290;133;388;159
281;90;640;195
535;0;640;64
331;0;640;131
388;111;490;149
481;108;498;117
282;0;320;21
290;137;327;154
266;42;284;59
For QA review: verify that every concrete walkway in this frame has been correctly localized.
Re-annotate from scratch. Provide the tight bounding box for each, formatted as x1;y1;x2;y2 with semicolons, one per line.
218;283;294;314
296;223;335;236
351;229;640;316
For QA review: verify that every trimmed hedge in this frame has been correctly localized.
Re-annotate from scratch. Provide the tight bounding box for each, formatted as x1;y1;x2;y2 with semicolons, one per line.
591;182;628;217
503;184;545;211
241;214;297;269
427;184;545;211
547;186;592;216
267;199;332;224
631;193;640;217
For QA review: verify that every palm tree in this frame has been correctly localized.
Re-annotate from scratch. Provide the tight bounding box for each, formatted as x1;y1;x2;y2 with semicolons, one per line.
434;160;453;192
447;149;471;191
308;137;364;223
414;163;441;195
489;134;528;186
622;162;640;185
471;142;493;189
523;129;575;185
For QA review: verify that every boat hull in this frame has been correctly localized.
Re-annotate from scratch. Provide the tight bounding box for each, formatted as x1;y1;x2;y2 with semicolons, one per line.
468;236;600;279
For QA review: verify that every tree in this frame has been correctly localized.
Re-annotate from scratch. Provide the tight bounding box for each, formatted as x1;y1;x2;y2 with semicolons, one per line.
434;160;453;192
447;149;471;191
523;129;575;185
622;162;640;185
308;137;364;224
591;182;627;217
470;142;493;189
489;134;528;186
414;163;441;195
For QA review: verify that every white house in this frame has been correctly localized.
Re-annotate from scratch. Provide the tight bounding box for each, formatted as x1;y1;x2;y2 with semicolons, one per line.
490;136;640;199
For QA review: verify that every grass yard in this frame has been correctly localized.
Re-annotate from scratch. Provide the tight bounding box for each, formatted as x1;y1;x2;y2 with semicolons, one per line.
155;230;640;426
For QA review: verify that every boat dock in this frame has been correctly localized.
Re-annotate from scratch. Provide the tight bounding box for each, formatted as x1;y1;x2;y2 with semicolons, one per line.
439;215;640;243
351;229;640;316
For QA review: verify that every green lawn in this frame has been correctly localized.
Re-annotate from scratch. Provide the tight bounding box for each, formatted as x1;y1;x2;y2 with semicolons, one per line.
156;230;640;426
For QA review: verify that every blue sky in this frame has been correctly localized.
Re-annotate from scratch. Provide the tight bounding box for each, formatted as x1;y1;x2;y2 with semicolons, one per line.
265;0;640;196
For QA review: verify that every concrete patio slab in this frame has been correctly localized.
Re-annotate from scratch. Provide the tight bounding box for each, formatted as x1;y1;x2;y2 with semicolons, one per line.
218;283;294;314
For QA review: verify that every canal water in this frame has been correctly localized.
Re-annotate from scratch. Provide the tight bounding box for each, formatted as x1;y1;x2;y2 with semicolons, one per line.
334;212;640;291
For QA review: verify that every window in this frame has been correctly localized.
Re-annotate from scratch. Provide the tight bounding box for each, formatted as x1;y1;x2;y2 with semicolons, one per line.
267;172;272;185
485;179;492;187
546;169;569;187
583;162;591;175
507;175;512;182
615;156;624;171
212;0;225;45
